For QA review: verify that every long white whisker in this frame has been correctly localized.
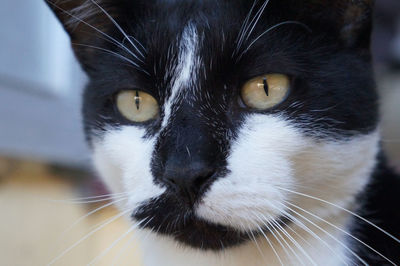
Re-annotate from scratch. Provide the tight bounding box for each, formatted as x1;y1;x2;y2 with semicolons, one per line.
234;0;259;56
87;217;153;266
50;193;129;204
272;217;317;266
250;212;284;266
89;0;146;59
125;35;147;53
278;213;314;250
47;209;131;265
87;225;137;266
59;197;128;239
239;21;311;59
56;191;130;202
276;187;400;245
111;234;136;266
267;215;306;266
241;220;266;261
278;208;349;266
256;224;284;266
46;0;142;65
286;201;397;266
242;0;270;45
280;203;368;265
72;43;149;75
253;212;293;262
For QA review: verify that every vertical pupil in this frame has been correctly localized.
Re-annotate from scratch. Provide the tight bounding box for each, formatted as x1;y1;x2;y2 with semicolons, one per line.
134;90;140;110
263;78;269;96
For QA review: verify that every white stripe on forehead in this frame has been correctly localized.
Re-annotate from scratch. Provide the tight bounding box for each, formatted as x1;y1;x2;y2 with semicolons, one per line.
161;24;199;128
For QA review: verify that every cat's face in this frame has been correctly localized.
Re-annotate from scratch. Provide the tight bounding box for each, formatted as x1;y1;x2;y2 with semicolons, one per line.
48;0;379;250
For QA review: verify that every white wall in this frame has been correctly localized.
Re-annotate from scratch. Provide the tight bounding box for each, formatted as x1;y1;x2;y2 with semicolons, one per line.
0;1;89;167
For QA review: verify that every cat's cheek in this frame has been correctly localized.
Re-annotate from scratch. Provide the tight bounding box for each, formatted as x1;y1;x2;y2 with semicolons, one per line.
291;131;380;219
91;127;165;212
196;115;305;230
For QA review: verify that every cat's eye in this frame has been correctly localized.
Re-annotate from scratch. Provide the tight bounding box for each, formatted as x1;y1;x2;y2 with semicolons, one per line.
116;90;159;122
241;74;290;110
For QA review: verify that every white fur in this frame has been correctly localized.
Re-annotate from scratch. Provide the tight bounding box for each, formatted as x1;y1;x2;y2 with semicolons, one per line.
197;115;301;230
161;24;198;128
93;111;379;265
93;127;164;213
197;114;379;232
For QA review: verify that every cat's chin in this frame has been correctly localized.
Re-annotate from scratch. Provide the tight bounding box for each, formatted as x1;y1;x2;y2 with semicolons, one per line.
132;193;288;250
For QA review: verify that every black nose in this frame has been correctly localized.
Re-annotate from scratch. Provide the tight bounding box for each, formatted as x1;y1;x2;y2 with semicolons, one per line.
162;162;215;206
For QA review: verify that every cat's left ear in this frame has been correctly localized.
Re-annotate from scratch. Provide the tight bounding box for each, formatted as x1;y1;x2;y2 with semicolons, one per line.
304;0;374;49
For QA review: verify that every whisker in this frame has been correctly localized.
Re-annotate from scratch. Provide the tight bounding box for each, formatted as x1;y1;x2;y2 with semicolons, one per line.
45;1;143;65
235;0;271;57
125;35;147;53
252;212;293;262
47;209;131;265
285;201;397;266
276;187;400;245
243;221;265;261
72;43;150;75
48;193;129;204
241;0;271;46
111;234;136;266
234;0;259;56
272;217;316;266
278;208;349;266
59;197;128;239
249;211;285;265
238;21;311;59
87;224;137;266
267;216;305;266
87;217;153;266
256;223;284;265
56;191;130;202
279;203;368;265
88;0;146;59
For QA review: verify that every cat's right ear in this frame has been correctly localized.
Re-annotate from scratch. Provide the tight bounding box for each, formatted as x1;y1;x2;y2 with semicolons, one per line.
45;0;87;41
44;0;120;43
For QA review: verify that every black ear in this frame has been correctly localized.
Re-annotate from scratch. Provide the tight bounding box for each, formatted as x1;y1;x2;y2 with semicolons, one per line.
44;0;123;43
303;0;374;49
44;0;137;72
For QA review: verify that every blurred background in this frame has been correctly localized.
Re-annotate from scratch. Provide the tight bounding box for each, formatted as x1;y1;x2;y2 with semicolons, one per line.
0;0;399;265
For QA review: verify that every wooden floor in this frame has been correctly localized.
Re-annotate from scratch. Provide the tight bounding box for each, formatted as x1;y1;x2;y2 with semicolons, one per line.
0;158;143;266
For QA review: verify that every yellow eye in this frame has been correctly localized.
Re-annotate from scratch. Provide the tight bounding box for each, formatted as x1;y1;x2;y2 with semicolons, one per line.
116;90;159;122
241;74;290;110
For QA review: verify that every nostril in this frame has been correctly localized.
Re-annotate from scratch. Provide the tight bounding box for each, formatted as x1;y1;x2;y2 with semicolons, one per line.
162;168;216;205
193;171;215;191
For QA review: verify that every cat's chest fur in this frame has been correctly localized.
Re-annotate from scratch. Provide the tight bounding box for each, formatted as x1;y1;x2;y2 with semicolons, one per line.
46;0;400;265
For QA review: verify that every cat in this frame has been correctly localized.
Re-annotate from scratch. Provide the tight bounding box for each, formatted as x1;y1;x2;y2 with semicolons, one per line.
45;0;400;265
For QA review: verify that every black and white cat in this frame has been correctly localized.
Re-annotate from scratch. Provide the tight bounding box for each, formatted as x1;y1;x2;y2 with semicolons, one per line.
46;0;400;265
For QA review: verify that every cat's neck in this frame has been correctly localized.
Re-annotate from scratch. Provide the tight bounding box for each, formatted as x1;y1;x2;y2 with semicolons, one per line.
137;210;352;266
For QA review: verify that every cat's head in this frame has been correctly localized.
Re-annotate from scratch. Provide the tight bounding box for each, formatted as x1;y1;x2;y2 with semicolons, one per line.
47;0;379;250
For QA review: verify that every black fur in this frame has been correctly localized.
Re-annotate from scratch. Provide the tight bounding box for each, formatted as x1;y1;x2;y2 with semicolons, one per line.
352;153;400;264
45;0;400;257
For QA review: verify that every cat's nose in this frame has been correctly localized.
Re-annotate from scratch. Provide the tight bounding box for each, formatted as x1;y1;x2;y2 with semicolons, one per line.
162;162;215;206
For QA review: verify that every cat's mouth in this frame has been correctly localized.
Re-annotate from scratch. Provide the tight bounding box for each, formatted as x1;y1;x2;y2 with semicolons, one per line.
132;192;288;250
